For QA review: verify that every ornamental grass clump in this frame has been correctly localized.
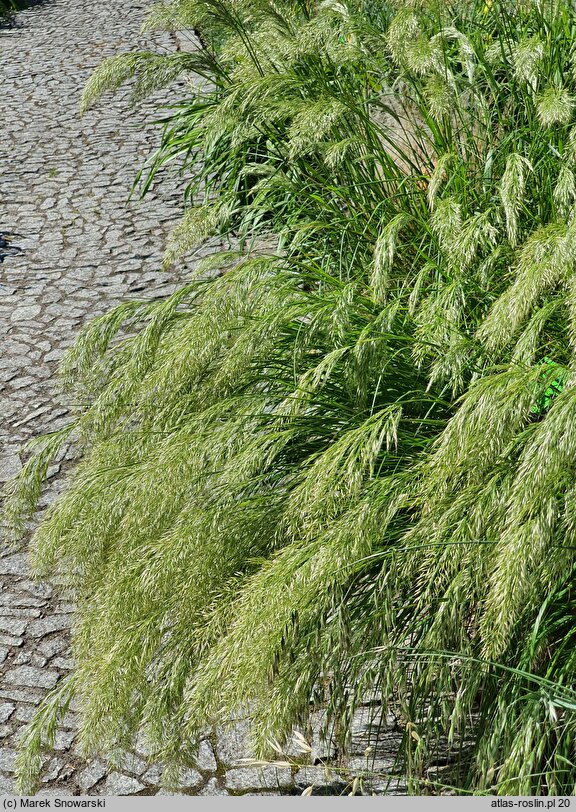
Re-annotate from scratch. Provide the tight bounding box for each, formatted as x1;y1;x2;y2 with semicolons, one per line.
5;0;576;795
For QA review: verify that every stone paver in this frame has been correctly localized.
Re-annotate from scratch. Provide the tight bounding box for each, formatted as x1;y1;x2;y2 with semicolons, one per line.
196;740;217;772
78;760;107;792
0;704;14;724
4;665;59;689
100;773;145;796
225;767;294;792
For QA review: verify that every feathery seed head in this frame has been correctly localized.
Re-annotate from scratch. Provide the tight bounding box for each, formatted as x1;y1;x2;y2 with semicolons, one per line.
477;220;576;352
404;36;443;76
499;153;533;247
427;152;454;211
371;213;411;304
457;211;498;269
566;274;576;354
324;137;362;169
564;126;576;166
387;10;420;66
288;98;348;159
554;165;576;220
163;204;228;269
318;0;350;18
424;73;453;120
484;41;503;66
430;196;462;255
80;53;155;112
537;86;575;127
513;35;545;91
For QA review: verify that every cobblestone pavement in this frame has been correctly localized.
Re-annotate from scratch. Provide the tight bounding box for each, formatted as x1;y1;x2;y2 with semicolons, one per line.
0;0;407;796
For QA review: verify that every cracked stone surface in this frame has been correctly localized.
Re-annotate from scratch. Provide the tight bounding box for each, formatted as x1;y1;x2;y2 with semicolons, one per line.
0;0;405;797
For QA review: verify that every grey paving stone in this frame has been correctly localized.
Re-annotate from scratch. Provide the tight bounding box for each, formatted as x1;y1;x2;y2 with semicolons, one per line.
141;765;162;784
0;554;28;576
54;602;75;614
0;774;15;792
225;767;293;791
43;757;65;782
309;710;337;762
198;778;228;796
0;687;44;705
196;739;217;772
10;651;32;665
15;705;37;723
51;656;75;670
30;655;49;668
60;711;81;729
2;607;42;618
100;772;146;795
78;760;108;791
346;756;396;773
0;618;28;637
53;730;75;750
294;765;342;788
0;749;16;773
4;666;60;689
10;305;42;321
0;455;22;482
216;719;254;765
17;581;53;599
0;704;15;724
11;377;39;391
367;778;408;796
282;731;313;759
177;767;203;789
27;615;72;638
118;752;147;775
134;731;156;758
37;636;68;658
0;594;47;609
